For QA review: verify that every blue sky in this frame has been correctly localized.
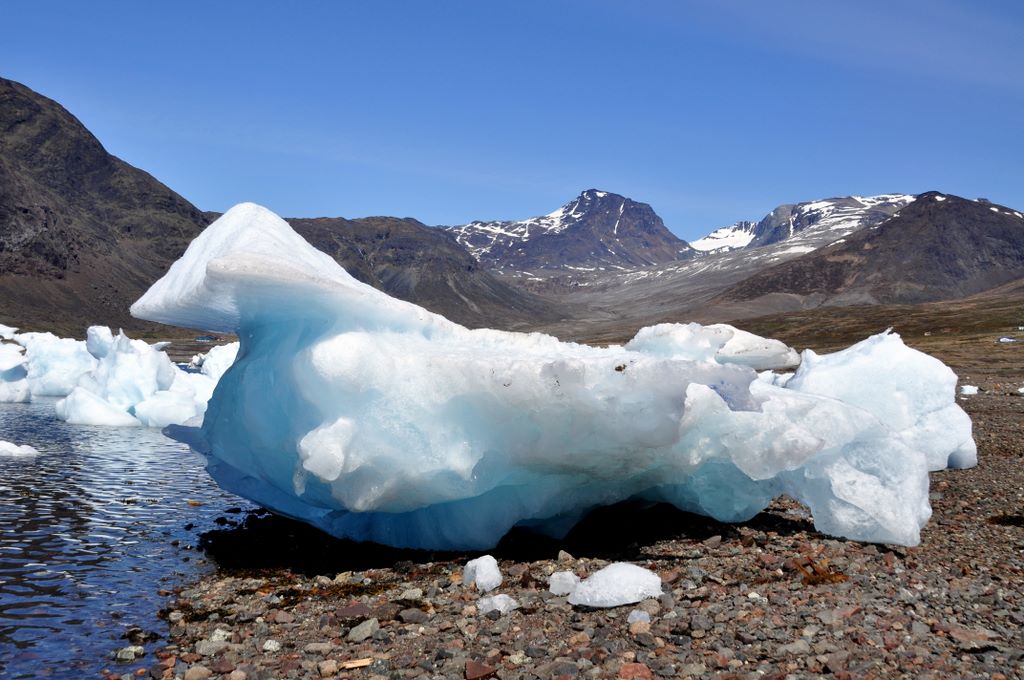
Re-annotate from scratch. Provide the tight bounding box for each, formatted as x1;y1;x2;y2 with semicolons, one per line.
3;1;1022;240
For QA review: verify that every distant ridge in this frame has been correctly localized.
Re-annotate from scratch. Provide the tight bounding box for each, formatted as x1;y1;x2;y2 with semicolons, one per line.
690;194;913;255
715;192;1024;309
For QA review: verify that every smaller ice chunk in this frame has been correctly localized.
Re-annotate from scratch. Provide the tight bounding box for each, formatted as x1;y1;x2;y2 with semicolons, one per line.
0;343;30;403
626;323;799;370
786;332;976;470
55;327;219;428
463;555;502;592
85;326;115;358
567;563;662;608
0;325;17;340
198;342;239;381
627;609;651;624
548;570;581;596
16;332;96;396
477;594;519;615
0;440;39;457
56;387;142;426
960;385;978;395
188;342;240;382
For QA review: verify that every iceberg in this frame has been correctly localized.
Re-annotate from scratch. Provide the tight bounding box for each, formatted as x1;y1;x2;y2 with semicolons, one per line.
16;331;96;397
0;322;233;425
131;203;976;549
55;327;218;428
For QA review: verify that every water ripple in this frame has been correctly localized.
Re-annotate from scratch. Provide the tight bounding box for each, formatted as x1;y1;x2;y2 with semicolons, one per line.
0;399;254;678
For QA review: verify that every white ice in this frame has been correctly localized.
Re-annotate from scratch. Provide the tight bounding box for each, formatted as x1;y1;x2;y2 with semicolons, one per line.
0;324;237;426
567;563;662;608
16;332;96;397
55;327;222;428
960;385;979;396
626;323;800;370
0;440;39;457
463;555;502;593
131;203;976;549
786;335;977;470
0;342;30;403
477;594;519;615
548;571;581;596
627;609;651;624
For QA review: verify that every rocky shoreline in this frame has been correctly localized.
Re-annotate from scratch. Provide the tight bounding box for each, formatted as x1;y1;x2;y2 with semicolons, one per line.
103;390;1023;680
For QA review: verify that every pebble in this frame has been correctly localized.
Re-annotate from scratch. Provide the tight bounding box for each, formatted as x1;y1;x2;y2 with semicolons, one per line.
115;646;145;662
347;617;379;642
183;666;212;680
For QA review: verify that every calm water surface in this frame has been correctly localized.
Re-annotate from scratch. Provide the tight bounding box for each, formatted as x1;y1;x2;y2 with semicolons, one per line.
0;399;254;679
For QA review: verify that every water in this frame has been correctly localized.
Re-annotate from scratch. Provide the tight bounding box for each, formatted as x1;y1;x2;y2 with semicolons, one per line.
0;399;254;678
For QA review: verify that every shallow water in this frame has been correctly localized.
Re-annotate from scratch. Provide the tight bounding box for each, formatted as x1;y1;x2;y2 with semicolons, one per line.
0;399;253;679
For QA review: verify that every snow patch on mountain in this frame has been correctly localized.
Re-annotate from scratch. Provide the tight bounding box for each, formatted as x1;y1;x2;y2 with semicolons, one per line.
447;191;610;261
690;221;756;253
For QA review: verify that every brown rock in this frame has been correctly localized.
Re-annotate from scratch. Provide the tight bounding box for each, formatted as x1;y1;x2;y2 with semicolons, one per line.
336;603;372;621
618;662;654;679
183;667;212;680
465;659;497;680
270;610;295;624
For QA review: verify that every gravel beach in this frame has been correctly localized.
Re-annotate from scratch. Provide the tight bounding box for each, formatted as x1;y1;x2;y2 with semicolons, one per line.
103;362;1024;680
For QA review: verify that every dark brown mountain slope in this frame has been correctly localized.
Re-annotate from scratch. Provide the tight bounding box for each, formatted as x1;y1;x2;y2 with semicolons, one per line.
0;77;209;333
713;192;1024;311
287;216;560;329
0;78;558;334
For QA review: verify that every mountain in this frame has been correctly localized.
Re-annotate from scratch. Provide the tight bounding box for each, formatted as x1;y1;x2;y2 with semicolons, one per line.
523;191;1024;342
287;216;559;328
714;192;1024;310
689;194;913;255
445;189;693;274
0;78;555;334
0;77;209;333
745;194;914;249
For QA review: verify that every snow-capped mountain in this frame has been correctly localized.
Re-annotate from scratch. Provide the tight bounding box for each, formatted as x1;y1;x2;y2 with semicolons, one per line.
445;190;693;274
747;194;915;249
718;192;1024;306
691;194;914;256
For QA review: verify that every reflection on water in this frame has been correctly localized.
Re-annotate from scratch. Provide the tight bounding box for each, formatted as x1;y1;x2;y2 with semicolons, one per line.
0;399;253;678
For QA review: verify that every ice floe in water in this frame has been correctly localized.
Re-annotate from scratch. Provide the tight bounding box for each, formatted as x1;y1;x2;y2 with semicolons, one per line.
0;324;239;427
131;202;977;549
0;440;40;457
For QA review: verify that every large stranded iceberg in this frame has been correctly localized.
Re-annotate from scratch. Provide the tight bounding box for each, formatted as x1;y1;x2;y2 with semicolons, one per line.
131;203;976;549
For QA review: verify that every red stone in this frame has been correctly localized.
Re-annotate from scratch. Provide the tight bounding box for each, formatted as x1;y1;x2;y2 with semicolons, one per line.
618;662;654;680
